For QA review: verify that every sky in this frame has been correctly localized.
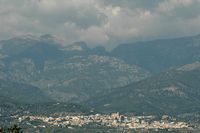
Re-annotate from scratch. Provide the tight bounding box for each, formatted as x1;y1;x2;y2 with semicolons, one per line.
1;0;200;48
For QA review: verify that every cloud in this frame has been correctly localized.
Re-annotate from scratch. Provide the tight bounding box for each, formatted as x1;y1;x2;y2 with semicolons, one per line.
157;0;193;12
111;6;121;16
0;0;200;48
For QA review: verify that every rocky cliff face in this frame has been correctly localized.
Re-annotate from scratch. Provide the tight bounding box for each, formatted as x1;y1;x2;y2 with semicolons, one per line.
0;36;149;103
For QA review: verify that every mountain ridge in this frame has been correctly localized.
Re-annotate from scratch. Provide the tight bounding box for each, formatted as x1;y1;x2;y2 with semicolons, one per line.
86;62;200;115
0;36;150;103
111;34;200;73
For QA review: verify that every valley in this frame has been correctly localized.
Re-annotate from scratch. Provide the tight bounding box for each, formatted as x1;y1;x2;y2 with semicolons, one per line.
1;34;200;132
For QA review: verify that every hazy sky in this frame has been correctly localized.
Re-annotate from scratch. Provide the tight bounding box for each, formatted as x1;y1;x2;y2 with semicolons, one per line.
1;0;200;48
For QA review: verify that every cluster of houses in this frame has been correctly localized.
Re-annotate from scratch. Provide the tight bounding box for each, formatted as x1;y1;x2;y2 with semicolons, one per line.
18;112;188;130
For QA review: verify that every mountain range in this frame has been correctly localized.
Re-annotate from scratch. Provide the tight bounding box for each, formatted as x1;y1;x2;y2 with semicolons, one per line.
112;34;200;73
0;35;149;103
0;34;200;115
87;61;200;115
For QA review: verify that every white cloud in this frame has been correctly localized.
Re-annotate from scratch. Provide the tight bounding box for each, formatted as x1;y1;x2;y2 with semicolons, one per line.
111;6;121;16
81;26;109;45
157;0;193;13
0;0;200;48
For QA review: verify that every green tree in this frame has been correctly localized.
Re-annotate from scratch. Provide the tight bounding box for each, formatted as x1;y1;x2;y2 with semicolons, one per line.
0;125;23;133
